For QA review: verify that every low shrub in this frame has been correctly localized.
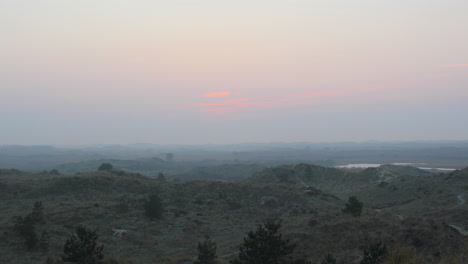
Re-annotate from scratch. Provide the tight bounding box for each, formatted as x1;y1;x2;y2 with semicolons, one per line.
194;235;218;264
144;193;164;219
321;254;337;264
360;241;387;264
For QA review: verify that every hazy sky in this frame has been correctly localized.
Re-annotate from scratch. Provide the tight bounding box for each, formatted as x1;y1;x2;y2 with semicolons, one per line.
1;0;468;145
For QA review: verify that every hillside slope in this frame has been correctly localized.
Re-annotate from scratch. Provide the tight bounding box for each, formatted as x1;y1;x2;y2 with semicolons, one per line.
1;167;467;263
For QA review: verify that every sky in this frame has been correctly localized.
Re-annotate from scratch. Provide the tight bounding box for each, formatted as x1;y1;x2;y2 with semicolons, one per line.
1;0;468;145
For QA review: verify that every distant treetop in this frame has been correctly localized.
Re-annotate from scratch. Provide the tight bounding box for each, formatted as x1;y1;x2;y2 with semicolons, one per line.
165;153;174;162
98;163;113;171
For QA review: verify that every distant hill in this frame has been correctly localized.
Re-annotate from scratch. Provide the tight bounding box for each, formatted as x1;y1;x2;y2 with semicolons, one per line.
172;163;265;181
54;158;168;175
247;163;468;213
248;163;406;194
379;164;433;176
442;167;468;187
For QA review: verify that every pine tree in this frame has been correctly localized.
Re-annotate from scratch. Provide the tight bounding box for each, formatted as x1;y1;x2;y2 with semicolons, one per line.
230;221;309;264
343;196;363;217
31;201;44;224
194;235;218;264
13;202;47;251
144;193;164;219
63;225;104;264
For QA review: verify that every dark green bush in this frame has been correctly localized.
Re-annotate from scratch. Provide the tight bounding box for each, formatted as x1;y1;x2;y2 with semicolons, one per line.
360;241;387;264
343;196;363;217
14;215;34;236
14;201;48;251
63;225;104;264
25;228;39;251
194;235;218;264
14;214;40;251
39;230;51;252
144;193;164;219
50;169;61;175
321;254;337;264
31;201;45;224
157;173;166;182
230;221;310;264
98;163;113;171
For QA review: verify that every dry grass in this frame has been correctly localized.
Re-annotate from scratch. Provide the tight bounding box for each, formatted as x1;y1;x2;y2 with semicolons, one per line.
383;243;468;264
383;245;426;264
439;240;468;264
439;255;464;264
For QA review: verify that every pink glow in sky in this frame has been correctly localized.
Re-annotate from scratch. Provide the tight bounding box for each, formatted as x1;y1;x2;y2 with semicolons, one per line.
203;92;231;98
180;85;409;115
1;0;468;144
441;64;468;68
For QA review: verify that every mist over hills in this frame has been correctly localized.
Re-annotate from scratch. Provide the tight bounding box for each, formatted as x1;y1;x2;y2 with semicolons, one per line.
1;141;468;174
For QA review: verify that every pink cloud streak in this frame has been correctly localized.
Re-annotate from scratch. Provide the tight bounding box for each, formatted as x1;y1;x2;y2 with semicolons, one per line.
177;85;403;115
203;92;231;97
440;64;468;68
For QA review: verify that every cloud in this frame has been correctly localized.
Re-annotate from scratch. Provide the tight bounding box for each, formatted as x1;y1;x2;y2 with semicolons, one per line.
175;85;399;116
193;90;347;114
440;64;468;68
181;97;267;108
203;92;231;98
172;98;252;109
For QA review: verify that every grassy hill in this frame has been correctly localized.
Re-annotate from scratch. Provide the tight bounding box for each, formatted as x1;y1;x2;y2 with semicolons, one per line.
0;166;467;263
